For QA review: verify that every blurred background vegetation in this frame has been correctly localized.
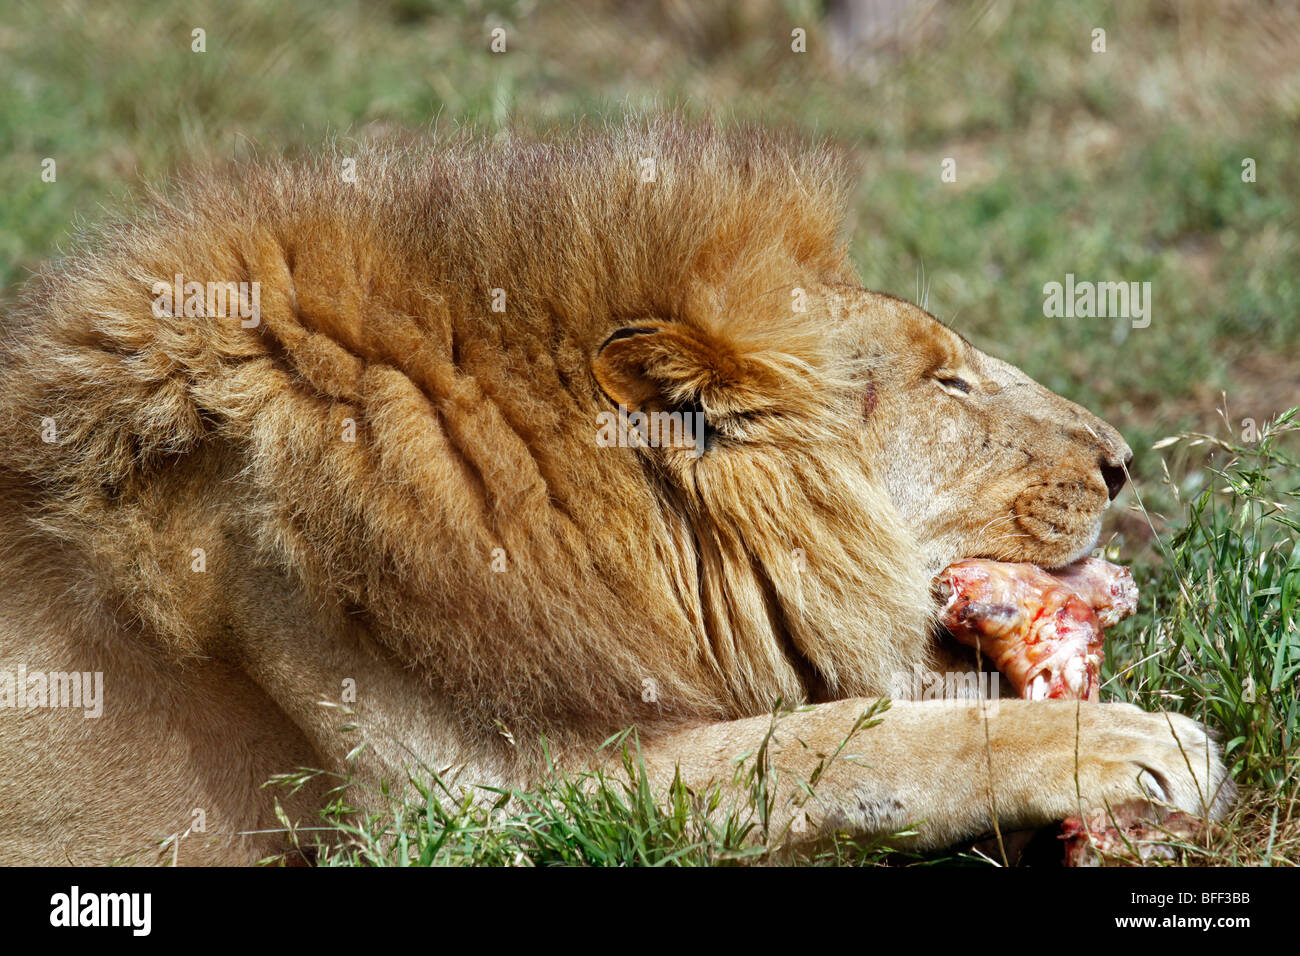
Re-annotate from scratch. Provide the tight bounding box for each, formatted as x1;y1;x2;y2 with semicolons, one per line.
2;0;1296;863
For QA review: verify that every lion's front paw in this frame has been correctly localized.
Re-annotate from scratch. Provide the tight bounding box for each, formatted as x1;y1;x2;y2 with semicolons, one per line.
1075;705;1235;822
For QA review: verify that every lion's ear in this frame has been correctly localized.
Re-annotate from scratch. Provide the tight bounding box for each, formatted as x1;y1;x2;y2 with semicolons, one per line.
591;326;675;413
592;322;757;421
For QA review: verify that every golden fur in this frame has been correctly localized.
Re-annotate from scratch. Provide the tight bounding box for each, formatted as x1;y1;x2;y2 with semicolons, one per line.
0;118;1231;863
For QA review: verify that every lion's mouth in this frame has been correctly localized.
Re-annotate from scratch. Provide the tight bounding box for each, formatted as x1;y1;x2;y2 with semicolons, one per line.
933;557;1138;701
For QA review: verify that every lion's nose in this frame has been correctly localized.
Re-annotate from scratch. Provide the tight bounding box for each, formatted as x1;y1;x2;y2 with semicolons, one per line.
1099;452;1131;501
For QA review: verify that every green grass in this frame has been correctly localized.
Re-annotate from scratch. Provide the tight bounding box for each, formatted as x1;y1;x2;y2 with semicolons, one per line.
3;0;1297;865
286;747;789;867
1099;409;1300;865
1111;413;1300;785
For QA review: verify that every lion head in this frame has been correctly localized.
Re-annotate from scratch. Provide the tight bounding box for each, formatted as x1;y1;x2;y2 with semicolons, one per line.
588;283;1131;715
836;291;1133;575
589;287;1131;578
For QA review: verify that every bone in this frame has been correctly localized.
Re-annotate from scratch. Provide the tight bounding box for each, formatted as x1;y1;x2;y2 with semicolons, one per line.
934;557;1138;702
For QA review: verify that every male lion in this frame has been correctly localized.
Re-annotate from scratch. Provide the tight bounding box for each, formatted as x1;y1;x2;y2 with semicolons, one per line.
0;118;1232;864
